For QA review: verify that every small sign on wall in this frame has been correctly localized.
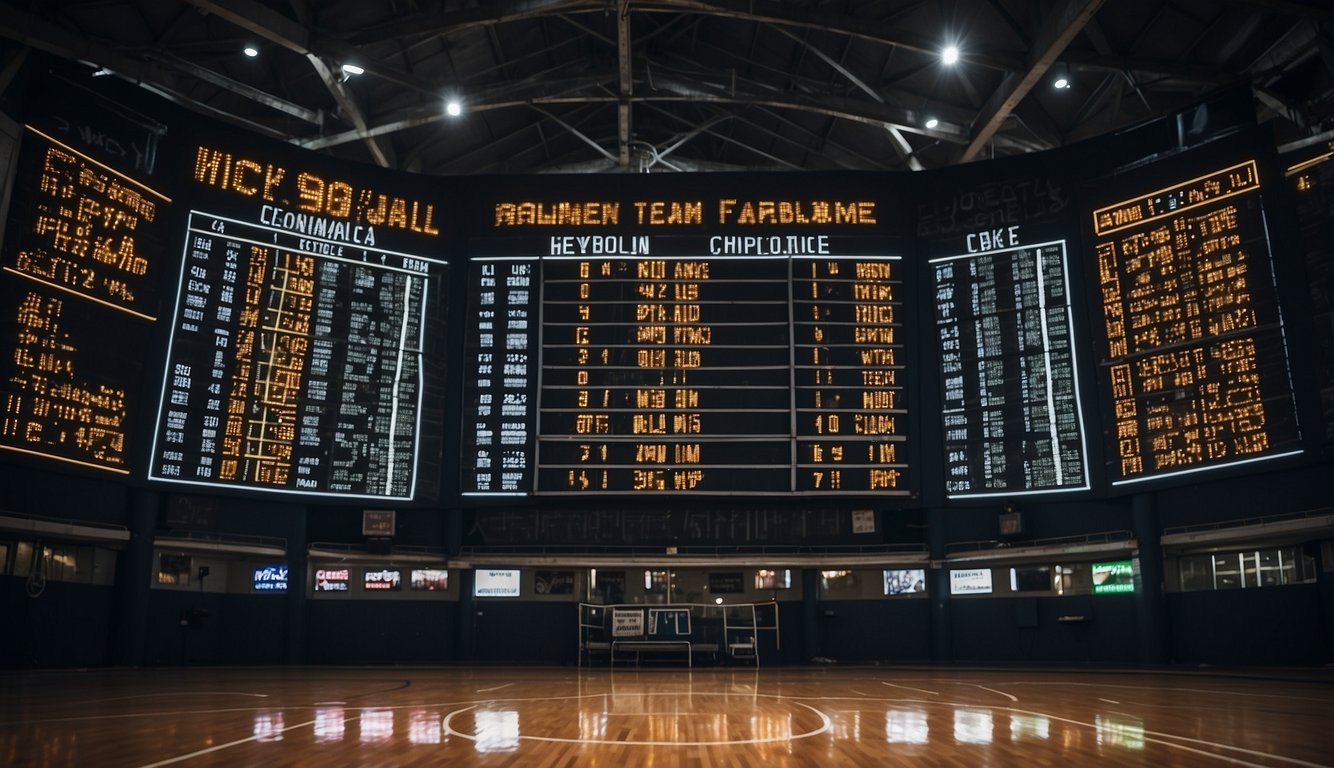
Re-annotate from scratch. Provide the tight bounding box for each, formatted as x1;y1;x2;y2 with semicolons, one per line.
363;509;396;537
851;509;876;534
612;608;644;637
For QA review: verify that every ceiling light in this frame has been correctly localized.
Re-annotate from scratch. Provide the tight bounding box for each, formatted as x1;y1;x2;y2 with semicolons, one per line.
1054;76;1070;89
341;63;365;76
925;117;940;129
243;45;259;57
445;100;462;117
941;45;960;65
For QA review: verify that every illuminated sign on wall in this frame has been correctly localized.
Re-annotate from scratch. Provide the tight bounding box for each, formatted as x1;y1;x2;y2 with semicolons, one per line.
253;564;288;591
474;569;521;597
949;568;993;595
314;568;350;592
1092;561;1135;594
363;569;401;591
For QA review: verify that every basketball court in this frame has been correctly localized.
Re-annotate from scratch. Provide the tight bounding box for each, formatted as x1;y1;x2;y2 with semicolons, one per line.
3;666;1331;766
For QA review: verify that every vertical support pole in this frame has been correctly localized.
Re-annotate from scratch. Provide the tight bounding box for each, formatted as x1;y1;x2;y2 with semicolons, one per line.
284;506;308;664
112;489;159;666
1132;493;1169;664
927;507;951;662
801;568;819;662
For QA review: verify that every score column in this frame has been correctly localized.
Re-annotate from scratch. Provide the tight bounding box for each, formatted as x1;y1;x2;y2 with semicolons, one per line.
930;241;1089;497
461;256;539;494
793;255;910;494
152;212;442;500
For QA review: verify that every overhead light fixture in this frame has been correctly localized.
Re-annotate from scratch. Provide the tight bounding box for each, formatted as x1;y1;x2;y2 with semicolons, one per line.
925;117;940;129
243;45;259;58
1052;62;1072;90
340;63;365;76
941;45;960;66
445;100;462;117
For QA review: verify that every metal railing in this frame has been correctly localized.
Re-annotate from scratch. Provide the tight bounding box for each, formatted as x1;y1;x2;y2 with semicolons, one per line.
1161;506;1334;537
944;529;1134;555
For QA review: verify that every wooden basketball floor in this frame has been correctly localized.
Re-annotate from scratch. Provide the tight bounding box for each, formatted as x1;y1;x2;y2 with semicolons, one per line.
2;666;1331;767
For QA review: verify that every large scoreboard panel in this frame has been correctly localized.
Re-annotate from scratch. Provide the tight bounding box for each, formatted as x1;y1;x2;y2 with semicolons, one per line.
463;190;913;497
917;158;1093;499
147;142;450;501
1088;155;1302;486
0;91;171;475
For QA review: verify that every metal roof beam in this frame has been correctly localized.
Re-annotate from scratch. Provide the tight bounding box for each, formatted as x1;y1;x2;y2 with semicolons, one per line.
962;0;1105;161
618;0;633;168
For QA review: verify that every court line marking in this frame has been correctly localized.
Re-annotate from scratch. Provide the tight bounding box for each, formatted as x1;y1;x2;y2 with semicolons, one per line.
959;683;1017;702
758;694;1332;767
476;683;516;693
442;701;832;747
881;682;938;695
1005;705;1331;768
1005;682;1334;704
1099;698;1121;704
131;715;358;768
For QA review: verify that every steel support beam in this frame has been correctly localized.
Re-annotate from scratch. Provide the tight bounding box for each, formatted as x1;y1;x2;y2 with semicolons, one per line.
962;0;1104;161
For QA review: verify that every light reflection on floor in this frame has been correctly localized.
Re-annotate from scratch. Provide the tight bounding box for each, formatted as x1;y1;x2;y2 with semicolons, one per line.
1;667;1328;767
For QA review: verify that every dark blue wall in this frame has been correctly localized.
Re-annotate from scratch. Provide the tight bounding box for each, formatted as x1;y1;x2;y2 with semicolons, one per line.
1168;585;1328;665
144;591;288;666
468;601;577;663
1;579;114;668
815;599;932;662
950;595;1138;664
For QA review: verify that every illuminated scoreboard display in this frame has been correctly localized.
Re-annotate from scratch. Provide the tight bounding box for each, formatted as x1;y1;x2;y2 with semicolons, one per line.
464;227;910;496
148;145;448;501
931;238;1089;497
1091;159;1301;485
0;126;169;473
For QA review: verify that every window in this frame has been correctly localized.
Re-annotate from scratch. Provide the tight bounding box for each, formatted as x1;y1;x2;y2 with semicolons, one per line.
1178;547;1317;592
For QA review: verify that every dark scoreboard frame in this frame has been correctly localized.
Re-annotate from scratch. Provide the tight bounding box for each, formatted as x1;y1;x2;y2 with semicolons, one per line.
0;60;1323;509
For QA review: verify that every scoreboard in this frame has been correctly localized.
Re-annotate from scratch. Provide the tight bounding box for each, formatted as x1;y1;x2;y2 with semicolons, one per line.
1;126;169;473
462;234;911;496
1090;159;1302;485
931;238;1089;497
147;146;449;501
0;64;1320;506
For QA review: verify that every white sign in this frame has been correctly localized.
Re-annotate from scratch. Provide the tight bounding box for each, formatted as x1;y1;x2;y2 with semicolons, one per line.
474;569;521;597
950;568;993;595
612;608;644;637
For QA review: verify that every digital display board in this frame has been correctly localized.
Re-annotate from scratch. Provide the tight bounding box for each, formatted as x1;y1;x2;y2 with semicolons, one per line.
1091;560;1134;594
463;235;910;496
363;568;401;591
147;145;449;501
474;568;521;597
931;238;1089;497
314;568;350;592
949;568;993;595
1091;159;1302;485
1;127;170;473
253;564;288;591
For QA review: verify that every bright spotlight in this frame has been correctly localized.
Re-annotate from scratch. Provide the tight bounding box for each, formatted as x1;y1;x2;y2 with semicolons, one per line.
942;45;960;65
1054;76;1070;89
341;63;365;76
445;100;462;117
243;46;259;57
925;117;940;129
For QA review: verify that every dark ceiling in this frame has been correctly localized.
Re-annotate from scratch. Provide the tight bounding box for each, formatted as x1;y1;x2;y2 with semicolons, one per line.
2;0;1332;174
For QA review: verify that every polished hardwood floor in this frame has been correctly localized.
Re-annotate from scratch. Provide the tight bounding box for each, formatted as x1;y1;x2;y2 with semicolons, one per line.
1;665;1332;767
